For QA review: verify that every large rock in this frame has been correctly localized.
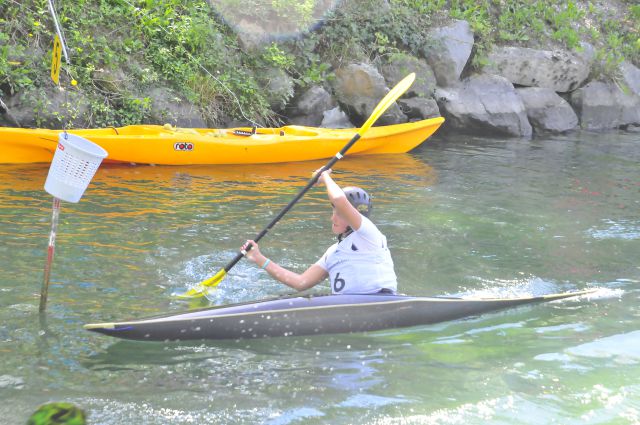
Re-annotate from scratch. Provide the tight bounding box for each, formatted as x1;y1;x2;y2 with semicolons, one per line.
148;87;206;128
332;63;407;126
516;87;578;133
397;97;441;120
91;68;129;95
569;81;640;131
423;20;474;87
486;46;591;92
2;86;91;128
619;61;640;97
288;86;336;126
380;54;437;98
320;107;353;128
257;67;295;112
0;97;21;127
435;74;532;137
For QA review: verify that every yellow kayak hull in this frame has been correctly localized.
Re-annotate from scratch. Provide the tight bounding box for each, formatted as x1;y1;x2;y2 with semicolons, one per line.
0;117;444;165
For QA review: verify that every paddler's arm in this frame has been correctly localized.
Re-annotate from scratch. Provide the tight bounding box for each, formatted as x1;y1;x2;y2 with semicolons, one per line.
242;240;328;291
316;168;362;231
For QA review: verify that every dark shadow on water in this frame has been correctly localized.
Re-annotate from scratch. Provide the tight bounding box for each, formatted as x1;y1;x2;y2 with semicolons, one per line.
80;328;414;371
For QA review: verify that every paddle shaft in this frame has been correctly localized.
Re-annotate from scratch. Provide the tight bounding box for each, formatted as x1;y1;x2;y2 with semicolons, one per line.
224;133;362;272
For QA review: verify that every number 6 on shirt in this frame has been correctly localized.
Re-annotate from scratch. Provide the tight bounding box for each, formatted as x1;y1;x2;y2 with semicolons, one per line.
333;273;346;292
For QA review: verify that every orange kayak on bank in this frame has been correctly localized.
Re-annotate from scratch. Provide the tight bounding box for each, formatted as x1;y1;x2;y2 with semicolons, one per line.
0;117;444;165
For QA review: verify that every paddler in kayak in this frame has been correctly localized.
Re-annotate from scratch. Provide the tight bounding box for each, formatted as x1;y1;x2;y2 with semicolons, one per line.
242;168;397;294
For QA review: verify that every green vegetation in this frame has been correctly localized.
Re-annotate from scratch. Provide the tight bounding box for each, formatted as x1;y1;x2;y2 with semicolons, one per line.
0;0;280;127
406;0;639;71
0;0;638;128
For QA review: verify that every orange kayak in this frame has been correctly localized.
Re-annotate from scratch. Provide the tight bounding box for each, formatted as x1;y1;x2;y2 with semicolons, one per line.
0;117;444;165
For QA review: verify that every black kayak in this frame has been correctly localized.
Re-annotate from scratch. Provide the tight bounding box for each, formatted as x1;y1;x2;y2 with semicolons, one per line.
84;290;593;341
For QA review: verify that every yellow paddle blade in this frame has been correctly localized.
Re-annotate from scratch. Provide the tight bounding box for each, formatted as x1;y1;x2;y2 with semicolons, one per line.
358;72;415;136
200;268;227;287
174;290;206;300
174;269;227;299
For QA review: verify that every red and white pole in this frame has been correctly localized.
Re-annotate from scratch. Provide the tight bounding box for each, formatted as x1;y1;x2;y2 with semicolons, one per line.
39;197;61;312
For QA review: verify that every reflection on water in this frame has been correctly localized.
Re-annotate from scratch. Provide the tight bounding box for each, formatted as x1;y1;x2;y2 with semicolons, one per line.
0;153;435;194
1;133;639;424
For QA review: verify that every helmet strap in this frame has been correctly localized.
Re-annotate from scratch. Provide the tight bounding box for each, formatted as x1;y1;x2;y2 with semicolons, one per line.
337;227;353;242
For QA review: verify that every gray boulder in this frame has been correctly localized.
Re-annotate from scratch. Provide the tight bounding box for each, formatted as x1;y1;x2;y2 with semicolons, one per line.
148;87;206;128
2;86;90;128
380;54;437;98
320;107;354;128
423;20;474;87
619;61;640;97
234;19;270;51
91;68;129;95
398;97;441;120
516;87;578;133
288;86;336;126
576;42;596;67
0;97;21;127
332;63;407;125
435;74;532;137
257;67;295;112
569;81;640;131
486;46;591;92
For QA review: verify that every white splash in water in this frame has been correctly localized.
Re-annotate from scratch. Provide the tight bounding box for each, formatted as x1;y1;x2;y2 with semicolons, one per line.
587;219;640;240
168;251;288;304
577;287;624;300
455;276;562;298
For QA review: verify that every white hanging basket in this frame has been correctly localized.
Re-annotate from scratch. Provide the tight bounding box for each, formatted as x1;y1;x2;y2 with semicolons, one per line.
44;133;108;203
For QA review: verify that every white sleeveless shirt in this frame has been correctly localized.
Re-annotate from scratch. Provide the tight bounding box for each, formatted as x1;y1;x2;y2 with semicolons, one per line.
315;216;397;294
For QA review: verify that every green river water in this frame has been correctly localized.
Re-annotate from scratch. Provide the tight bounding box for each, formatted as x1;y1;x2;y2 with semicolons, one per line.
0;131;639;424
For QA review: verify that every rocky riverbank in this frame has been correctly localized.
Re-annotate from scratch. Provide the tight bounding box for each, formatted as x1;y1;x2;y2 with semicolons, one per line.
271;18;640;136
1;1;639;137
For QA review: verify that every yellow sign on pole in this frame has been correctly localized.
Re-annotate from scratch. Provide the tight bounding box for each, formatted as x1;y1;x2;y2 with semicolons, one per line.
50;34;62;85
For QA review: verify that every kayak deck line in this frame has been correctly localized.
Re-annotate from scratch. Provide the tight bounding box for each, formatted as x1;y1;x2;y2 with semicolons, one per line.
82;297;464;329
84;289;595;340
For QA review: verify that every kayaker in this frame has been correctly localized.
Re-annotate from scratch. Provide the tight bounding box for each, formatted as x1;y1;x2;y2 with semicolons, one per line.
242;168;397;294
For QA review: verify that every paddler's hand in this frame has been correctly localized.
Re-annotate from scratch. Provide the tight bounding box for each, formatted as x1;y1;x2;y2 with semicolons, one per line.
313;167;332;185
241;240;266;265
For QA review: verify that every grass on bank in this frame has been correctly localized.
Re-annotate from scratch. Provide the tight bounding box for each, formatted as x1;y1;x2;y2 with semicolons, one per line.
0;0;638;128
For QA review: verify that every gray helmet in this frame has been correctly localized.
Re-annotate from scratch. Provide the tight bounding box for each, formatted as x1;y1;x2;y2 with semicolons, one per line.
343;186;372;217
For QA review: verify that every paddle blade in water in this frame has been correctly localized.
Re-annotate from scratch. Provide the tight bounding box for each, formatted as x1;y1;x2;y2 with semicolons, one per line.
174;269;227;299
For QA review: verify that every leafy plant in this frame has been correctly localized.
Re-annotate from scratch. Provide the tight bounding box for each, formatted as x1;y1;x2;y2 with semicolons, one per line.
262;43;295;70
1;0;639;129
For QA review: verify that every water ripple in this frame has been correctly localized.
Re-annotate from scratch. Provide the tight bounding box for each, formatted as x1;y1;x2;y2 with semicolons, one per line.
587;219;640;240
